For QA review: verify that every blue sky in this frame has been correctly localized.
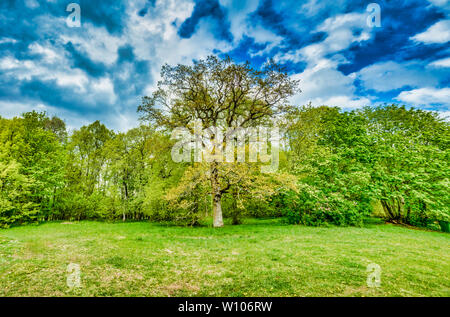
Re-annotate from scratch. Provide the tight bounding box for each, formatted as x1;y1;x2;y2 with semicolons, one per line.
0;0;449;131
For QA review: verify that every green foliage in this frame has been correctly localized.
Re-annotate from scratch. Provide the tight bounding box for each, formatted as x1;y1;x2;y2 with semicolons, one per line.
0;104;447;230
0;112;65;226
363;105;449;225
282;186;369;227
0;160;37;227
282;104;449;227
283;107;373;226
163;165;210;226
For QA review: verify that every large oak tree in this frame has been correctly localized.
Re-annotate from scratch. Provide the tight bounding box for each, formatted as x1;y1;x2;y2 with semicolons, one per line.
138;55;299;227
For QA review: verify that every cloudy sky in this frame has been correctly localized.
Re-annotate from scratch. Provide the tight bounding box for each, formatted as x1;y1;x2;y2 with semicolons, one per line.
0;0;449;131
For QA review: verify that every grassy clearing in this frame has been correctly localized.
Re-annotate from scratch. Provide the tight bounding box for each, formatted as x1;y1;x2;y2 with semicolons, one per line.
0;219;448;297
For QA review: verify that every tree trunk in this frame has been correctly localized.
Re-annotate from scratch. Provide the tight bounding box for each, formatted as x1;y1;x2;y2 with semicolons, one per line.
381;199;395;220
123;179;128;222
397;197;405;222
210;162;224;228
231;187;240;225
213;193;223;227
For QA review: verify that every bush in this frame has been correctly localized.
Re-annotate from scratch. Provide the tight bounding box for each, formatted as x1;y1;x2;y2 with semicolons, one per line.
0;160;38;228
54;190;107;220
222;194;282;224
282;186;369;226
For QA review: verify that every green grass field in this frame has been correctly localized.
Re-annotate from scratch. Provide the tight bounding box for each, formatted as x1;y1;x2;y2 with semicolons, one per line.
0;219;449;297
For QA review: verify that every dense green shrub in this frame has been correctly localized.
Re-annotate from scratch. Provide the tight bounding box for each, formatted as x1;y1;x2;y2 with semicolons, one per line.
0;160;38;228
282;187;369;227
222;193;283;224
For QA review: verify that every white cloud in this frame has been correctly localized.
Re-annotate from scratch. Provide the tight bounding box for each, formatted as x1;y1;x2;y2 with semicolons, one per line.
0;101;38;118
427;0;450;10
220;0;261;44
275;11;377;110
396;87;450;106
25;0;39;9
2;1;229;131
0;55;89;91
0;56;21;70
91;77;117;105
355;61;439;92
1;1;447;131
411;20;450;44
246;26;284;58
60;23;124;65
111;112;139;133
28;43;62;63
0;37;17;44
126;0;196;62
125;0;234;94
438;110;450;121
312;95;370;109
276;12;372;65
429;57;450;68
290;59;370;109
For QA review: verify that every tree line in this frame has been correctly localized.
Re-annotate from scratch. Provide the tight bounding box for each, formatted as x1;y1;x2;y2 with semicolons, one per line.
0;56;448;228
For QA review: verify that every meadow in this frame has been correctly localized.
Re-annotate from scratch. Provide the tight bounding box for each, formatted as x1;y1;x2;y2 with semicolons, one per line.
0;219;448;297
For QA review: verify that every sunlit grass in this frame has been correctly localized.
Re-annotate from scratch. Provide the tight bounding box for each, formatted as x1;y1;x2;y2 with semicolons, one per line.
0;219;448;297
